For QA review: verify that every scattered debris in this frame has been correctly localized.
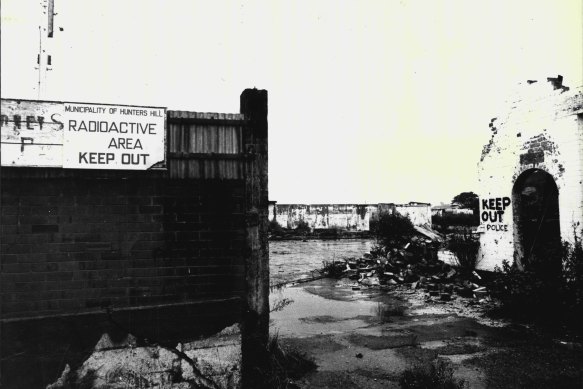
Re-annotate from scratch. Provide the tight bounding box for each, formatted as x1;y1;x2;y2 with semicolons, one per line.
322;238;491;304
440;293;452;301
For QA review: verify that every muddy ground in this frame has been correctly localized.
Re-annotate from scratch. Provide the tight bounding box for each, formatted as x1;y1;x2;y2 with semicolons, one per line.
270;278;583;389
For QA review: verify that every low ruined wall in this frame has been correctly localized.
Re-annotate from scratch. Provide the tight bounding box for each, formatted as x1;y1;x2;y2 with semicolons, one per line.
477;79;583;271
269;202;432;231
271;204;376;231
432;208;474;217
394;203;432;226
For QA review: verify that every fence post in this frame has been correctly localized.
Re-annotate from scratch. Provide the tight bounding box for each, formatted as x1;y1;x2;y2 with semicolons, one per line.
240;88;269;387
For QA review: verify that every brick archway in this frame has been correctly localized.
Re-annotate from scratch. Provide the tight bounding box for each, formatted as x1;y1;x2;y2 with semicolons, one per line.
512;168;561;272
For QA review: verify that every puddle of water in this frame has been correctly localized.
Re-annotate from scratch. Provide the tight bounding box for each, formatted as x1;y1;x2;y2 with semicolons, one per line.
410;306;454;316
419;337;484;355
419;340;448;349
443;353;484;364
270;279;409;338
271;285;375;337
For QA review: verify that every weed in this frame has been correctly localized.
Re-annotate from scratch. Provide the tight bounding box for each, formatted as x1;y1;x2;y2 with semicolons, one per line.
271;298;294;313
447;230;480;272
269;219;285;236
489;226;583;332
399;359;466;389
560;226;583;327
317;227;341;239
320;260;346;278
490;259;561;321
432;213;477;231
294;219;311;235
257;334;317;388
373;212;415;250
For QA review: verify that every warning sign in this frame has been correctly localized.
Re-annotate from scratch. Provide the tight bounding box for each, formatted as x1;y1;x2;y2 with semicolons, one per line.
1;99;166;170
63;102;165;170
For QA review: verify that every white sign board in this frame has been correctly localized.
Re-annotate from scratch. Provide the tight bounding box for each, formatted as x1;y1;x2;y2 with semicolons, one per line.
0;99;65;167
62;102;165;170
1;99;166;170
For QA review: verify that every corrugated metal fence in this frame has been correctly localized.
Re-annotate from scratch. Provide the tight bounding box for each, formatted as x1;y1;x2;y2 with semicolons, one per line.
167;110;247;179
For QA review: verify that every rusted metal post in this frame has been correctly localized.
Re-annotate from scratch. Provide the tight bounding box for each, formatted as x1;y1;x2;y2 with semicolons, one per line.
240;88;269;387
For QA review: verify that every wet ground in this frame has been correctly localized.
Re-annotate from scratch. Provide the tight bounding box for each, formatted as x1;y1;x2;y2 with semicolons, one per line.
270;278;583;388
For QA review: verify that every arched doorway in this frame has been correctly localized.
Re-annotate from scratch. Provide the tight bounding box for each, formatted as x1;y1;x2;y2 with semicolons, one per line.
512;169;561;273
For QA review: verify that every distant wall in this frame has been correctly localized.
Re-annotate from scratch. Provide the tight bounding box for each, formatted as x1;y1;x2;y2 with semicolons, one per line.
269;202;431;231
270;204;376;231
394;203;432;226
432;208;474;217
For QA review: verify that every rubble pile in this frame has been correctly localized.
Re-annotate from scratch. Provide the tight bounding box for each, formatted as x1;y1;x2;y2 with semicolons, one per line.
326;243;489;302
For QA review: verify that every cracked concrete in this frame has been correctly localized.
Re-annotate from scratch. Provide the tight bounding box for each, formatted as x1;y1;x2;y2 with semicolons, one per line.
270;278;583;388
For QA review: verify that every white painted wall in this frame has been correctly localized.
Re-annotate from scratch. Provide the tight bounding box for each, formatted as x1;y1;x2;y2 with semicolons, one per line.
269;203;432;231
477;80;583;270
270;204;374;231
395;204;432;226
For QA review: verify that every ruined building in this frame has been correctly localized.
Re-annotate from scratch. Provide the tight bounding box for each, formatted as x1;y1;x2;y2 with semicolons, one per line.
477;76;583;271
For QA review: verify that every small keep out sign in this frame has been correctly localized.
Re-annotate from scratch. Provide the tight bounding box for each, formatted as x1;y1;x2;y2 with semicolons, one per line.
481;197;511;232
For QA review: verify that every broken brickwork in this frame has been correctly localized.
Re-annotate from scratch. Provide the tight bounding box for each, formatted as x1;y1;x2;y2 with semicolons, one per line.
477;77;583;270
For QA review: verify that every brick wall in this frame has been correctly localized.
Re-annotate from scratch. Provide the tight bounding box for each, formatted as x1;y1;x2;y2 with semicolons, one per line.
1;172;245;319
0;89;269;389
477;79;583;270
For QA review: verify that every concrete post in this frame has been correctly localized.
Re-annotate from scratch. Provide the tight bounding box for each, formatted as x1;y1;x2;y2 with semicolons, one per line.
240;88;269;387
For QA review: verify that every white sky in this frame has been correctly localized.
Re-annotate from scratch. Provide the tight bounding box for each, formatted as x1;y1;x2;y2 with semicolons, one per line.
2;0;582;205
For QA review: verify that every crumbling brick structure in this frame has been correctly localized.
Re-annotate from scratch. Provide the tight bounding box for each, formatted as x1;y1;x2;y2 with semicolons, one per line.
477;77;583;270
